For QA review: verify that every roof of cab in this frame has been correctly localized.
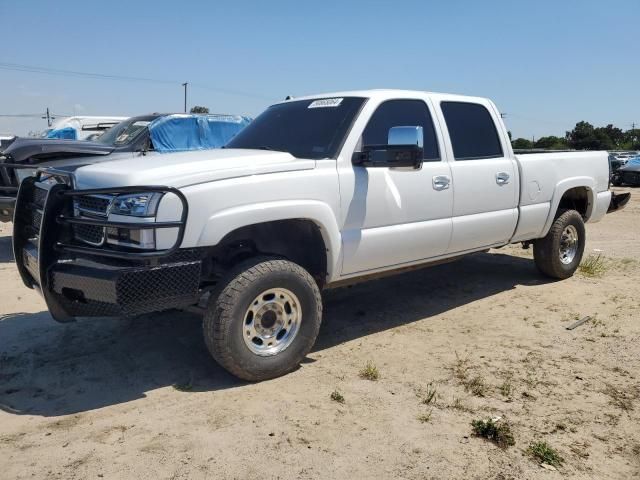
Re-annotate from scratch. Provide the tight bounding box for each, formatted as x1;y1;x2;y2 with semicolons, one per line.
276;89;491;105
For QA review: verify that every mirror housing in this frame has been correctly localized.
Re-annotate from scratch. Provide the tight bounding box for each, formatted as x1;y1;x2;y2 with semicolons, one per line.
353;145;423;168
388;126;424;148
353;125;424;168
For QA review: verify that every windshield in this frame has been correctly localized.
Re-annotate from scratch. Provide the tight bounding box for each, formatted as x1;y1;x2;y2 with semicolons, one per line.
226;97;366;159
627;157;640;166
94;116;156;146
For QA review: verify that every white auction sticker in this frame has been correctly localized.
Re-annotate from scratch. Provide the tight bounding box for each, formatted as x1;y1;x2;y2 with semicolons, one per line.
308;98;343;109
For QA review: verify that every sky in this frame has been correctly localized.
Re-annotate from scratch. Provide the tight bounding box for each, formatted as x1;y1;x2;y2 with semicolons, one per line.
0;0;638;139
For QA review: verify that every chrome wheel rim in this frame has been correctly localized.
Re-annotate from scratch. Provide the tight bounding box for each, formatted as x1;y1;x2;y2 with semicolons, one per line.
559;225;579;265
242;288;301;356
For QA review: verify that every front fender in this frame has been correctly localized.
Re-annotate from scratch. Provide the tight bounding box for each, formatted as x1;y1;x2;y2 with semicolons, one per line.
197;200;342;281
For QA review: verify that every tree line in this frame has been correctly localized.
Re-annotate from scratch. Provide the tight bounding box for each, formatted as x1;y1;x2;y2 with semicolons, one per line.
511;122;640;151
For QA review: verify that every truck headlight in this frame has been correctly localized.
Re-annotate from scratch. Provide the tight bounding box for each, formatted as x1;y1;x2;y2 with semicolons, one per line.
110;193;162;217
16;167;37;183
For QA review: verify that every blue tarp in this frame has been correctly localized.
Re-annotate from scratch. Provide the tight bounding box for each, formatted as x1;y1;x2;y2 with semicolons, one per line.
46;127;78;140
149;114;251;153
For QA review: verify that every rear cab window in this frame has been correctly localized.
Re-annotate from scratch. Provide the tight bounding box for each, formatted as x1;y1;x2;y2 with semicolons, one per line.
440;102;503;160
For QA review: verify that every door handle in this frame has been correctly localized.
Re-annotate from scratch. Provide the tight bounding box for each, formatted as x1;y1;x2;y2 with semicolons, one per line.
432;175;451;190
496;172;510;185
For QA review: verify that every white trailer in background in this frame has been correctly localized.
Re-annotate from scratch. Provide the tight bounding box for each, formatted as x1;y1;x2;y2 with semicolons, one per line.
41;116;127;140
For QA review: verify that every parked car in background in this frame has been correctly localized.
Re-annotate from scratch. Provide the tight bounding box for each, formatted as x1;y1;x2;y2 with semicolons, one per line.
609;153;625;175
0;113;251;221
612;156;640;186
0;133;16;150
610;151;638;167
40;116;127;140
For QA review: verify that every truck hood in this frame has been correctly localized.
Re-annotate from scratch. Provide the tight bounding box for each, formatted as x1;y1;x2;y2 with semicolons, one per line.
72;149;316;189
2;137;114;163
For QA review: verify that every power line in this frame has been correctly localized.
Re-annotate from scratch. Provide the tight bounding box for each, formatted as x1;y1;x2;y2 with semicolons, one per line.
0;113;46;118
0;112;71;118
0;61;275;101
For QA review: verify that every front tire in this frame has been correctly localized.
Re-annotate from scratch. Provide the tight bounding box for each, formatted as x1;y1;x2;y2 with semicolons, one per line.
203;257;322;381
533;209;585;279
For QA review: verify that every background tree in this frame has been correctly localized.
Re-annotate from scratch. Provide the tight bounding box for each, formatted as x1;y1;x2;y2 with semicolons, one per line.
566;121;602;150
622;128;640;150
596;124;624;148
190;105;210;114
534;136;568;150
511;138;533;149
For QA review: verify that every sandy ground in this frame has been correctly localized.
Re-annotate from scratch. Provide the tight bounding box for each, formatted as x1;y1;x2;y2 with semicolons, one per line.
1;189;639;480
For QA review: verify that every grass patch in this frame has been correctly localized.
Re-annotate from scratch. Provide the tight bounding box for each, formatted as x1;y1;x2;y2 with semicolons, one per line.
453;352;471;380
421;383;437;405
527;441;564;467
604;383;636;411
172;381;193;392
359;361;380;381
330;390;345;404
579;254;607;277
499;378;513;398
465;375;487;397
417;411;432;423
450;397;474;413
471;418;515;449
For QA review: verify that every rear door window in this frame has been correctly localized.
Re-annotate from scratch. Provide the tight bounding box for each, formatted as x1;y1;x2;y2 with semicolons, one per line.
441;102;503;160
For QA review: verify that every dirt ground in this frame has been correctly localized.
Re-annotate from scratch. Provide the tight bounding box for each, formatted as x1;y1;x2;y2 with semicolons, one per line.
1;188;639;480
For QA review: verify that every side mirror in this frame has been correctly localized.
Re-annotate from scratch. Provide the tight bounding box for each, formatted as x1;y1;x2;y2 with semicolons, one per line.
353;126;424;169
388;126;424;148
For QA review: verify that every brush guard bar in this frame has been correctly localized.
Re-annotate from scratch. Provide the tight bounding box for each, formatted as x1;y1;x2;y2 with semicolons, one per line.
13;177;200;321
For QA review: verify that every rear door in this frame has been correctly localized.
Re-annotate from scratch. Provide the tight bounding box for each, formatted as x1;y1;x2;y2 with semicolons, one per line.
438;100;519;253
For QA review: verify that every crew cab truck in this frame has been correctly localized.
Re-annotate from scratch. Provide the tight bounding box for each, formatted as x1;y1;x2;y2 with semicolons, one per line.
12;90;629;381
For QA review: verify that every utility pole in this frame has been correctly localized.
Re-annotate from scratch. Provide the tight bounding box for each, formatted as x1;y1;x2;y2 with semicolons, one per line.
182;82;188;113
41;107;54;127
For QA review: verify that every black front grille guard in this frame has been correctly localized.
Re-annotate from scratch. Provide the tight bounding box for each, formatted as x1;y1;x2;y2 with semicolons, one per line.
13;180;191;321
13;180;189;291
56;185;189;260
0;162;34;194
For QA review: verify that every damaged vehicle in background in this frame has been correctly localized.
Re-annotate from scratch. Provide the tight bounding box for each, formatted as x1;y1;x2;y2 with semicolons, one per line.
0;113;251;221
612;156;640;186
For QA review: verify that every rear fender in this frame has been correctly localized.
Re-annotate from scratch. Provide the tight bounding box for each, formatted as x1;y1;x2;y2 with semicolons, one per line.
541;178;596;237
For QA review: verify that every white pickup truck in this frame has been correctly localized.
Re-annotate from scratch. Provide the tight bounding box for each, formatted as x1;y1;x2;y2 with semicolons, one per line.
13;89;629;381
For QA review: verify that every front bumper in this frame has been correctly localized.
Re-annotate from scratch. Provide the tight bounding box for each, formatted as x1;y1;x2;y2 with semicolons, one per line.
13;175;199;321
31;250;202;318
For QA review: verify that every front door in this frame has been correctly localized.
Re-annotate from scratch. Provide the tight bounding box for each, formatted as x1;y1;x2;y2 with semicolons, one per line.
339;98;454;276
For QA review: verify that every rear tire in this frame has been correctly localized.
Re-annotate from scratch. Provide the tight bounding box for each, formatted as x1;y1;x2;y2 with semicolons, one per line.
203;257;322;381
533;209;585;279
